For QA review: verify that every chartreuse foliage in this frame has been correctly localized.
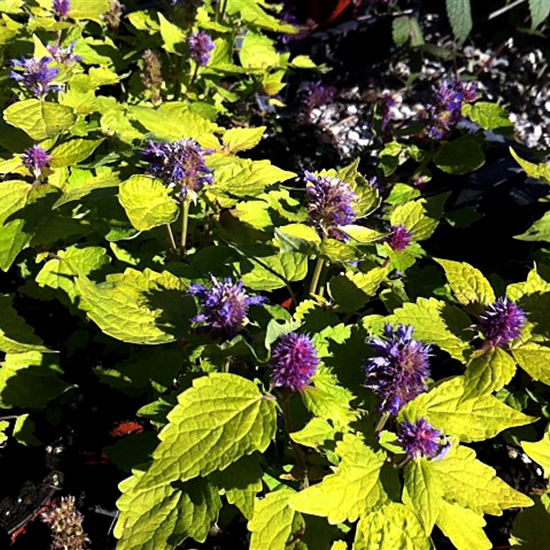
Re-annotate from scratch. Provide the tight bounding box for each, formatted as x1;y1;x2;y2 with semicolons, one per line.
0;1;548;549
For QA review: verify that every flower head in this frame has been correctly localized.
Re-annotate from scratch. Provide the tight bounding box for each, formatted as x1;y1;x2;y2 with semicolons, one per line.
187;31;215;66
380;92;397;132
188;276;266;337
21;145;51;179
397;418;444;459
53;0;70;19
365;324;431;415
305;171;358;241
42;495;90;550
384;224;412;252
47;42;82;65
10;56;61;97
142;139;213;198
477;297;526;348
303;80;337;112
270;332;319;391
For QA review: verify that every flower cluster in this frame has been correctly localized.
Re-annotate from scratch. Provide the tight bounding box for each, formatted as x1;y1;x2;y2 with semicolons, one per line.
380;92;398;133
21;145;51;179
397;418;447;459
47;43;81;65
269;332;319;392
302;80;337;113
305;171;358;241
187;31;215;66
140;49;163;103
427;78;478;139
42;496;90;550
477;297;526;348
10;56;61;97
384;224;412;252
188;276;266;337
142;139;213;198
365;324;431;415
53;0;70;19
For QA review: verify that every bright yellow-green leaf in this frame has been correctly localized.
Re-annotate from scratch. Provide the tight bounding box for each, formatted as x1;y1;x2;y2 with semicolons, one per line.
507;266;550;301
463;347;517;399
222;126;265;153
340;225;385;244
274;223;322;254
4;100;76;141
403;459;443;535
290;434;388;524
432;444;533;515
119;175;178;231
389;297;472;362
402;376;535;442
249;489;299;550
521;426;550;478
227;0;297;32
512;327;550;386
49;138;103;168
515;211;550;242
462;102;513;130
75;268;191;344
68;0;109;20
436;500;491;550
510;493;550;549
291;418;337;449
158;12;186;53
353;503;430;550
510;147;550;184
331;542;347;550
240;32;281;69
390;199;440;241
328;267;389;312
240;251;308;291
434;258;495;314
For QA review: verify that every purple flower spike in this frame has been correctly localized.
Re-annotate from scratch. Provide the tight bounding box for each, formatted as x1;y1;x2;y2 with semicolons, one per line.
305;171;358;242
188;276;266;338
477;297;526;348
385;224;412;252
365;324;431;415
21;145;51;178
47;42;82;65
143;139;213;198
397;418;443;459
53;0;70;19
187;31;215;66
10;56;61;97
270;332;319;392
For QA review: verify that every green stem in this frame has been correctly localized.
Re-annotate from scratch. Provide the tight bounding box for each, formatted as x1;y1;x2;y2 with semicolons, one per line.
282;397;309;488
219;0;229;22
308;257;325;297
180;200;190;256
375;411;390;432
166;223;177;254
188;63;200;91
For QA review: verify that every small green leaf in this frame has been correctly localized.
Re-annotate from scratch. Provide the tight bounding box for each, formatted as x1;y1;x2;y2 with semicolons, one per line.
529;0;550;29
512;329;550;386
340;225;384;244
69;0;110;19
119;175;178;231
290;434;388;524
354;503;430;550
432;444;533;515
4;100;76;141
290;418;337;449
274;223;322;254
510;493;550;549
249;489;300;550
222;126;266;153
390;197;444;241
509;147;550;184
515;211;550;242
49;138;104;168
240;252;308;291
240;32;280;69
436;500;491;550
434;137;485;175
392;16;424;47
521;426;550;478
434;258;495;314
328;268;389;313
445;0;472;45
462;102;513;130
158;12;186;53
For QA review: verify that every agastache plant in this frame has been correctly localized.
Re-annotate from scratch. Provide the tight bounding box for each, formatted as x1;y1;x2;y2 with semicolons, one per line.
397;418;446;459
10;56;61;97
52;0;70;19
187;31;215;66
269;332;319;392
21;145;51;181
188;276;266;338
477;297;526;348
41;496;90;550
47;43;82;65
365;324;431;416
384;224;412;252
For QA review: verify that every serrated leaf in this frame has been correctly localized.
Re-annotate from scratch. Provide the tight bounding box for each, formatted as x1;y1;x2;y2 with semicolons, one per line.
509;147;550;184
0;295;49;353
515;211;550;242
445;0;472;45
290;434;388;523
274;223;321;254
328;268;388;313
436;500;491;550
389;297;472;362
434;136;485;175
462;102;513;130
4;100;76;141
291;418;337;449
432;444;533;515
49;138;103;168
392;16;424;47
249;489;300;550
512;329;550;385
463;347;517;399
119;175;178;231
75;268;192;344
240;32;280;69
353;503;430;550
116;473;221;550
508;266;550;301
402;376;535;442
340;225;384;244
240;252;308;291
510;493;550;549
222;126;265;153
529;0;550;29
521;426;550;478
434;258;495;314
0;352;70;410
403;459;443;535
389;198;443;241
158;12;186;53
